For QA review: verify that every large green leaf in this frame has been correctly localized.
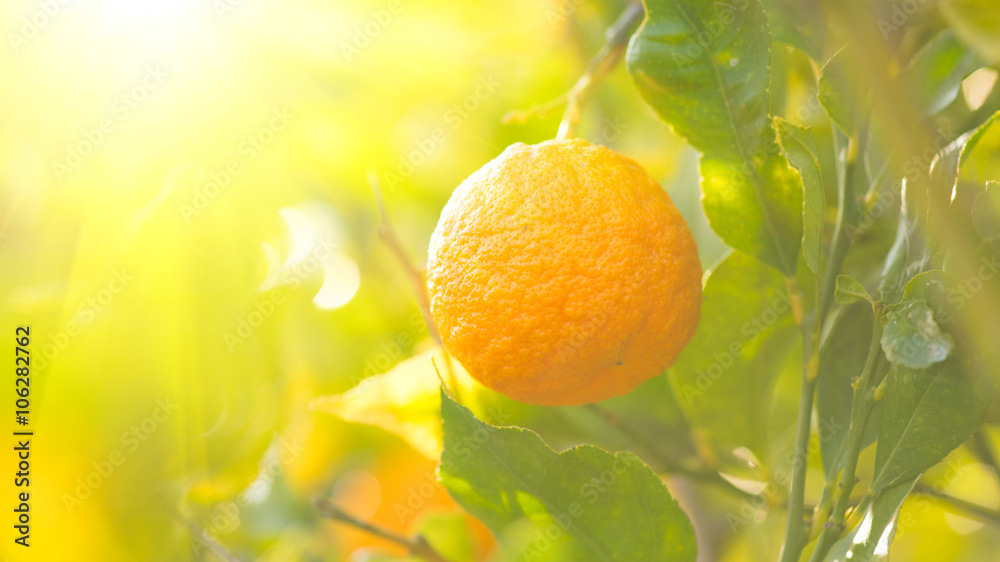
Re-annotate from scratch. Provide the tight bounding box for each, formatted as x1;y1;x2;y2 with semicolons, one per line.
669;251;797;464
822;476;919;562
940;0;1000;64
627;0;803;274
817;303;875;479
776;118;826;275
699;152;804;275
870;360;988;492
627;0;771;159
897;29;985;116
870;272;994;491
438;392;697;562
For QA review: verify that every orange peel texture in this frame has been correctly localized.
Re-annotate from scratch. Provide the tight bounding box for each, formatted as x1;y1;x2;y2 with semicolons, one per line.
427;139;702;405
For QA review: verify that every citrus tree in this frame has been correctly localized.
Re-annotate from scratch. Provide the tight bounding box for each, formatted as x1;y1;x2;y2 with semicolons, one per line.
317;0;1000;560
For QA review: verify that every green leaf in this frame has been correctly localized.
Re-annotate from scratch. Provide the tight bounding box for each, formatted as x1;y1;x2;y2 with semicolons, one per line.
897;29;985;116
761;0;826;61
627;0;803;274
627;0;771;160
880;300;954;369
870;273;994;491
311;347;505;459
775;117;826;275
417;512;482;562
973;181;1000;240
817;303;875;479
834;274;872;306
924;112;1000;263
818;43;865;135
699;152;804;275
823;476;919;562
940;0;1000;64
877;212;925;305
929;111;1000;204
669;251;797;464
870;361;990;491
438;391;697;562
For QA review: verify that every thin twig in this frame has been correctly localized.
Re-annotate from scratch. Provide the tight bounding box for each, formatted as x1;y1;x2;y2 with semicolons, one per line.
969;430;1000;486
502;2;644;137
315;498;452;562
190;524;243;562
502;94;567;124
809;311;885;562
557;1;644;139
779;278;822;562
913;485;1000;526
158;496;243;562
369;171;442;345
584;404;755;501
431;355;461;405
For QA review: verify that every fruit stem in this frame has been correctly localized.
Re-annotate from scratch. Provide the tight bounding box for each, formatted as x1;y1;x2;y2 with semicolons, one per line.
555;1;644;140
778;277;822;562
808;312;884;562
819;114;869;321
316;498;453;562
368;171;443;345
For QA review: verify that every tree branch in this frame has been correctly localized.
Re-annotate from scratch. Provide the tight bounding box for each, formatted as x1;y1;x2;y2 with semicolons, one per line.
316;498;452;562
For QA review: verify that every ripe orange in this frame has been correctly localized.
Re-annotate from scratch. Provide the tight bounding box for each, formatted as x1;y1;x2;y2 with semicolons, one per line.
426;139;701;406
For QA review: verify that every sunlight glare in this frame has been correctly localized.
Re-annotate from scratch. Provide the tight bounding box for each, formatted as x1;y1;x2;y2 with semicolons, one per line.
314;252;361;310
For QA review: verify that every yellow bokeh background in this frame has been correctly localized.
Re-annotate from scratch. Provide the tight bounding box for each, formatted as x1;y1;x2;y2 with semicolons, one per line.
0;0;693;559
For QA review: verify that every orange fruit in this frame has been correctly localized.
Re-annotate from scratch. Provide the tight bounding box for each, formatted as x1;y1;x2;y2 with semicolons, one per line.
426;139;701;406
